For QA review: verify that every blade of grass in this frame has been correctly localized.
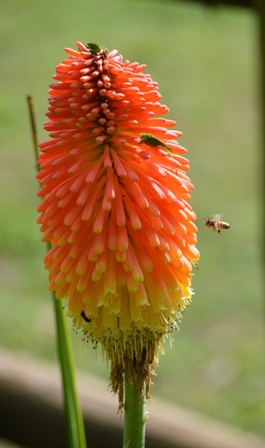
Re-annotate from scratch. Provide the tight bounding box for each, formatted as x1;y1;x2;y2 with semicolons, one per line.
53;297;87;448
27;95;87;448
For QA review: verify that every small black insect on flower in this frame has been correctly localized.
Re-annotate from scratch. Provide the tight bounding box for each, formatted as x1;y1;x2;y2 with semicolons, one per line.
80;310;91;323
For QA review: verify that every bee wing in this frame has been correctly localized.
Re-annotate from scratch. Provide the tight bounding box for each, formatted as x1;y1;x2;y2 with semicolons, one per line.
213;214;223;220
202;215;223;220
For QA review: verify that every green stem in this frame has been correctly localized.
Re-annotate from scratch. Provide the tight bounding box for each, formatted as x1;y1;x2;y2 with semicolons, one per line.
123;377;146;448
27;96;87;448
53;296;87;448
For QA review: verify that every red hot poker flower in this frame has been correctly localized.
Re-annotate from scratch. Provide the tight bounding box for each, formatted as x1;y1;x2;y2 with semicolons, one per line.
37;41;200;400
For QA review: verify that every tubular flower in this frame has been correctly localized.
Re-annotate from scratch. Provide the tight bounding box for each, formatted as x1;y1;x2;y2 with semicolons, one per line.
37;41;200;401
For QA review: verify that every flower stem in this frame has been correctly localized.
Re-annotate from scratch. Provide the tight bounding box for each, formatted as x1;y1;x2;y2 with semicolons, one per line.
27;95;87;448
53;297;87;448
123;376;146;448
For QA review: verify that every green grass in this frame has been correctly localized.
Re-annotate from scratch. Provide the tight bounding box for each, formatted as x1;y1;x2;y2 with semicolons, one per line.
1;0;264;439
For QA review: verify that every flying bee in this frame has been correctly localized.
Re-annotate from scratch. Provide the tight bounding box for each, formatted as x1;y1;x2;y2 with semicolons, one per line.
80;310;91;323
204;215;230;234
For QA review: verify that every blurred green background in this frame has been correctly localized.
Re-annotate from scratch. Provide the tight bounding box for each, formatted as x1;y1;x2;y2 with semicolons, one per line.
1;0;264;440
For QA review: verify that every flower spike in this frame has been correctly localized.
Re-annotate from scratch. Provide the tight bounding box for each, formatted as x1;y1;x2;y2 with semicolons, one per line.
37;41;200;401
